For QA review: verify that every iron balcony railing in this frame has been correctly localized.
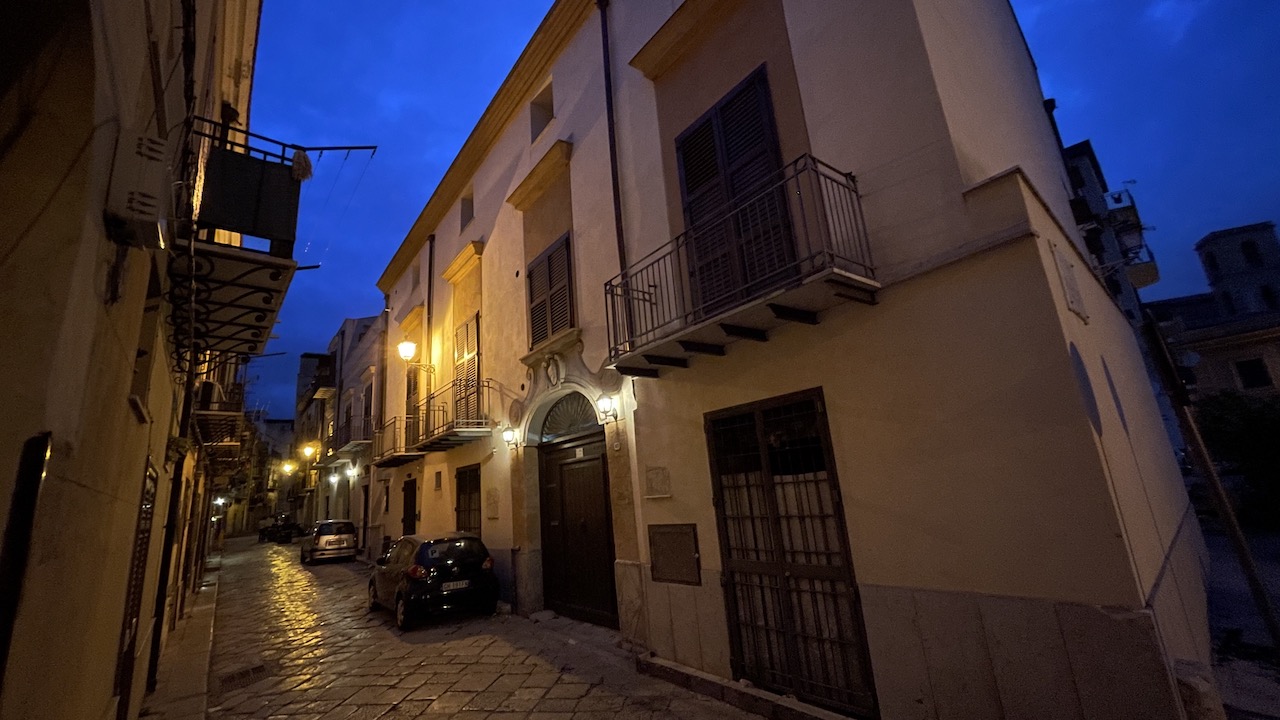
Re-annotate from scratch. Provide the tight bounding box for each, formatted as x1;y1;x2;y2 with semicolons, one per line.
373;417;407;461
410;379;493;448
604;154;874;360
336;417;374;448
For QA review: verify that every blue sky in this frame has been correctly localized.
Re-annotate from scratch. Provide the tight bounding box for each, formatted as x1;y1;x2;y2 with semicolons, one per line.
245;0;1280;418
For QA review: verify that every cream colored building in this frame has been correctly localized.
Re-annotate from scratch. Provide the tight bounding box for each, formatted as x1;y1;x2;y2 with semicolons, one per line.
373;1;1213;717
0;2;301;719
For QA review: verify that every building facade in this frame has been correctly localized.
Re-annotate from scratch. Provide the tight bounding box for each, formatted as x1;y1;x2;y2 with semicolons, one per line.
1149;222;1280;398
0;1;303;718
370;1;1213;718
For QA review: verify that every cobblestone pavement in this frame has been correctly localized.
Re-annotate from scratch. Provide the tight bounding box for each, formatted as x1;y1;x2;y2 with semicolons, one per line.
206;537;763;720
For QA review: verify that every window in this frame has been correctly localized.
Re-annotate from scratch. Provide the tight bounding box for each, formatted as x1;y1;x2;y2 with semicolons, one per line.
1236;358;1272;389
1222;292;1237;316
1264;285;1278;311
528;234;574;347
411;263;421;290
1242;240;1263;268
530;82;554;141
1105;275;1123;297
460;192;474;230
1067;165;1085;192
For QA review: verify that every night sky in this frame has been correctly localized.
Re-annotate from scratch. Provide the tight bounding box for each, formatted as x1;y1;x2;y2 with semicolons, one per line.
244;0;1280;419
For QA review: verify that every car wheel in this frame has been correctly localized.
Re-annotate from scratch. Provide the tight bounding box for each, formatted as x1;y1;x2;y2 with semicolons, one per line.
479;597;498;616
301;548;310;565
394;594;413;631
368;582;379;611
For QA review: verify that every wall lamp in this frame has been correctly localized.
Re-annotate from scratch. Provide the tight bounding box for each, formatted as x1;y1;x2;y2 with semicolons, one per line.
281;461;296;474
345;465;358;478
597;394;618;422
397;341;435;372
501;426;520;449
301;444;317;459
328;473;339;486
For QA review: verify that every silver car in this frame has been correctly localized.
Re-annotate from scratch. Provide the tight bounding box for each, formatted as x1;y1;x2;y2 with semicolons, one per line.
300;519;358;564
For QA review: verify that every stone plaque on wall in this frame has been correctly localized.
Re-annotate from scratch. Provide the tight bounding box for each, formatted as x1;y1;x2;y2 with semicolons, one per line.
645;466;671;497
485;488;499;520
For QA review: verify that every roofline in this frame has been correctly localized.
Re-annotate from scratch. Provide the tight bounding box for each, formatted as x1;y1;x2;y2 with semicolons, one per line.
1194;221;1277;250
376;0;595;294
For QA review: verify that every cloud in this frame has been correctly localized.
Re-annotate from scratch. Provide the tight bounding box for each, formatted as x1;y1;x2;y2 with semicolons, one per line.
1144;0;1207;43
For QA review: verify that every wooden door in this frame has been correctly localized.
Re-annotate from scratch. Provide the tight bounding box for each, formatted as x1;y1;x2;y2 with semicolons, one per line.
706;390;876;717
540;433;618;628
401;479;417;536
456;465;481;535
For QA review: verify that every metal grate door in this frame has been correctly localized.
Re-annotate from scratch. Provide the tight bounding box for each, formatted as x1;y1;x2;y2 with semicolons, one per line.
706;390;876;717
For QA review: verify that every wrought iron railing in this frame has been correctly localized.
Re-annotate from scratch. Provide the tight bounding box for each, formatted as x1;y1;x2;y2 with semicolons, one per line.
604;154;873;360
373;417;406;460
410;380;493;447
336;417;374;448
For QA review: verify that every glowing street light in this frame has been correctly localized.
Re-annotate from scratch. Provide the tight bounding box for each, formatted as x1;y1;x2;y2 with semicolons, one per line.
281;461;296;474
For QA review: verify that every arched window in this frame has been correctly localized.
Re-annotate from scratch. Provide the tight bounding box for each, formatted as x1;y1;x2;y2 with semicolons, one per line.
539;393;599;443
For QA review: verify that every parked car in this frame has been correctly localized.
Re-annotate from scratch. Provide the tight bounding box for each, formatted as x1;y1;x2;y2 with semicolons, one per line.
300;520;358;564
368;532;499;630
270;518;304;544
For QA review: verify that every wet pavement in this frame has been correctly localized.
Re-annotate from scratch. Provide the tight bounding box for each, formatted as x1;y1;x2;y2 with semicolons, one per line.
206;537;762;720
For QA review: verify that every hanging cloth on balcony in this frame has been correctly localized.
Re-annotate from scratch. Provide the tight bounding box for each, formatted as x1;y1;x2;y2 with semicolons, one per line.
291;148;313;181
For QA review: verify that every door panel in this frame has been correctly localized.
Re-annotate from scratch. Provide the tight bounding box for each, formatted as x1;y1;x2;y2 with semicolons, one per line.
539;434;618;627
707;391;876;717
456;465;481;535
401;481;417;536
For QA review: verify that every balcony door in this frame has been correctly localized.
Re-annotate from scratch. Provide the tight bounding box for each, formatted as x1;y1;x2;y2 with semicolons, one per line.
453;313;481;427
676;67;794;316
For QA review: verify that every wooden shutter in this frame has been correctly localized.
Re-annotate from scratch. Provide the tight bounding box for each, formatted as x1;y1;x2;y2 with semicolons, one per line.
528;235;574;347
453;313;480;423
676;67;792;311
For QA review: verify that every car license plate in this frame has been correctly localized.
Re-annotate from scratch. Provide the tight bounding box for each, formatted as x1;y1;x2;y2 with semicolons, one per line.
441;580;470;591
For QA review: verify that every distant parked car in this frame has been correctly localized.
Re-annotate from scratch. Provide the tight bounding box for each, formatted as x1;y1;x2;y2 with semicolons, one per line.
368;532;499;630
271;518;304;544
300;520;358;564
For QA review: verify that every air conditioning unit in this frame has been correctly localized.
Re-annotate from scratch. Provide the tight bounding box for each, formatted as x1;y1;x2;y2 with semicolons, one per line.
104;129;173;249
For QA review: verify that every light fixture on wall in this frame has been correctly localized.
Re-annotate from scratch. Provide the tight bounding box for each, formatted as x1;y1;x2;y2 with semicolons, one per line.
345;465;358;478
301;444;316;459
501;426;519;449
397;340;435;372
213;497;227;506
281;461;296;474
597;394;618;422
329;473;339;486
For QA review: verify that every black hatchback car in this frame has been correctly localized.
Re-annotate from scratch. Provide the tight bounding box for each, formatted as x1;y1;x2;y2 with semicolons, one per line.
368;532;499;630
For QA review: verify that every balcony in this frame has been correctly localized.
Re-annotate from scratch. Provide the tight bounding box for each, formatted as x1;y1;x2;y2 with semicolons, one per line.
192;380;244;445
410;380;494;452
168;118;301;360
336;417;374;453
604;155;877;376
372;417;424;468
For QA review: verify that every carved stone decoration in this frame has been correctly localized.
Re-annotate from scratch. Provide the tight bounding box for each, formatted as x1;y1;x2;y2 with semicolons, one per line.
510;327;623;439
165;436;195;469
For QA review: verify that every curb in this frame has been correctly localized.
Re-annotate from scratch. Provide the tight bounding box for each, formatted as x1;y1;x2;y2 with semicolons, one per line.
636;653;849;720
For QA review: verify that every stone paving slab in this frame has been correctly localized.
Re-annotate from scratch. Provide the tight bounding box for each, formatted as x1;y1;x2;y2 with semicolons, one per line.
206;536;763;720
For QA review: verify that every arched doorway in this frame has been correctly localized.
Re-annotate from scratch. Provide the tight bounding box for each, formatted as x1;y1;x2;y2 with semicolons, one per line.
537;392;618;627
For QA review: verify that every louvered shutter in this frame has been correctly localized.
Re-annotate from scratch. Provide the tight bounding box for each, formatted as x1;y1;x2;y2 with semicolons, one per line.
676;68;792;312
678;117;736;312
453;314;480;424
528;235;574;348
547;238;573;336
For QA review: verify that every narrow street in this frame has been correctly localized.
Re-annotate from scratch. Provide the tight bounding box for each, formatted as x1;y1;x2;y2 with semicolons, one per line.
205;537;762;720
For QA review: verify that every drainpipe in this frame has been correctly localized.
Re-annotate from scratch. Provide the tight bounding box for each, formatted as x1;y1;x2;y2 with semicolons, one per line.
596;0;629;286
426;234;436;384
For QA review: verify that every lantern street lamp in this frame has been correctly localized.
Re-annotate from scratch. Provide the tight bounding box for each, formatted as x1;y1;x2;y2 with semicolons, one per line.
397;340;434;372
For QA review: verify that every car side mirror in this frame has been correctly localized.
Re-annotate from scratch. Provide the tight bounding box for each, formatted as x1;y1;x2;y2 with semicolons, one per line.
376;557;387;566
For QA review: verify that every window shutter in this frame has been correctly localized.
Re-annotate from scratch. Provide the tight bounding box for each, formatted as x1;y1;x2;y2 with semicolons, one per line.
529;257;550;346
679;111;734;310
453;313;481;423
527;235;574;348
548;239;573;336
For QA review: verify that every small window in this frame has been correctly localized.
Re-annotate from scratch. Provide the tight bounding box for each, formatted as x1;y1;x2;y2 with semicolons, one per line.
1236;358;1273;389
530;82;554;142
460;192;474;230
528;234;574;347
1263;285;1279;311
1242;240;1263;268
1067;166;1085;191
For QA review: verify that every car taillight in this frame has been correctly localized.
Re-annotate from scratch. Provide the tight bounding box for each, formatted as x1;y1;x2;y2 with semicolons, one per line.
482;556;494;570
406;564;428;579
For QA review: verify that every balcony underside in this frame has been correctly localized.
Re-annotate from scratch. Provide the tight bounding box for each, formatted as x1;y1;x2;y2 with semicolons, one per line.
337;438;371;453
414;425;491;452
611;266;878;377
193;410;242;444
372;451;424;469
168;239;296;356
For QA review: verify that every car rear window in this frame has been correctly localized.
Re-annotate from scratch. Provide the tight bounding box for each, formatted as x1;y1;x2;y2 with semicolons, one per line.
417;538;488;564
317;522;355;536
